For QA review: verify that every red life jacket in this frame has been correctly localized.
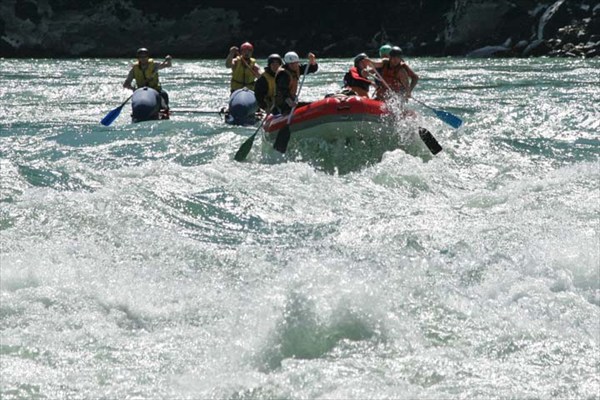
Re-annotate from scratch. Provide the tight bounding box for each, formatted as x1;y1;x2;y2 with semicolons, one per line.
343;67;372;97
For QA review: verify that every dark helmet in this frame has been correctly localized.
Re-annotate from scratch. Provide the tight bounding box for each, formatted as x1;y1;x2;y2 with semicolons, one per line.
136;47;149;56
267;53;283;66
389;46;403;57
353;53;368;68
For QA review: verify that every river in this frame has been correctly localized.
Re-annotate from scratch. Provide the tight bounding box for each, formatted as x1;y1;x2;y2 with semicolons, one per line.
1;57;598;399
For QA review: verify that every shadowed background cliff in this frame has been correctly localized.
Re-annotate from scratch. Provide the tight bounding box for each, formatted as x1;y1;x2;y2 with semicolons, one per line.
1;0;599;58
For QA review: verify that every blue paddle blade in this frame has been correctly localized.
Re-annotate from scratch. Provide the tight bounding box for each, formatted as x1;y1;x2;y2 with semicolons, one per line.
100;105;124;126
434;109;463;129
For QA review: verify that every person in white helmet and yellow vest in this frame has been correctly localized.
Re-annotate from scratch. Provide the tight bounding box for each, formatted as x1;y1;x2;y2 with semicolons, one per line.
123;47;172;108
225;42;261;93
274;51;318;115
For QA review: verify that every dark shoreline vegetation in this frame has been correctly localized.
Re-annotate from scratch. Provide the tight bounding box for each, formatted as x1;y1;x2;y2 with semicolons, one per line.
1;0;599;59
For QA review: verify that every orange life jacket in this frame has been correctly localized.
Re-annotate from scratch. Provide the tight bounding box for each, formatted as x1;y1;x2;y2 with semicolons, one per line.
376;60;409;99
274;66;299;110
279;67;298;97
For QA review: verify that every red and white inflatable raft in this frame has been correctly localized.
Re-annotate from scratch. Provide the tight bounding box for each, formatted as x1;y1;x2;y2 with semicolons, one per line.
262;95;391;145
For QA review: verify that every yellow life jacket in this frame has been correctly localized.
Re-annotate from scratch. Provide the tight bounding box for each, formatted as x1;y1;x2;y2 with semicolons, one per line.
261;70;277;110
231;57;256;91
133;59;161;91
263;71;276;97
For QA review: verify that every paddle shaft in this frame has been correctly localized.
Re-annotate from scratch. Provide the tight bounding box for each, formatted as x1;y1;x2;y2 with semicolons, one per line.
119;94;133;108
372;68;404;100
240;56;261;79
410;97;433;110
287;62;311;124
374;70;463;129
171;109;226;114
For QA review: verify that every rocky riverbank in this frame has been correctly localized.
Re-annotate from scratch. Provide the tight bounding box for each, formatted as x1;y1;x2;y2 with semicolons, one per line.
1;0;598;58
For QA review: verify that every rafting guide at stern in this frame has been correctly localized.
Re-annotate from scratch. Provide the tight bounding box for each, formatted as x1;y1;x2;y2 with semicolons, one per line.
371;46;419;101
123;47;172;109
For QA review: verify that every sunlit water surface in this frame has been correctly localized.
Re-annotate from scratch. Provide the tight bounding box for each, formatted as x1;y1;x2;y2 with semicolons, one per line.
1;58;599;399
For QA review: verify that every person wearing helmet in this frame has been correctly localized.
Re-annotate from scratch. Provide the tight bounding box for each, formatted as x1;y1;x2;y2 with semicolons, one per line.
225;42;261;93
254;53;283;111
372;45;392;93
123;47;173;108
342;53;376;97
371;46;419;101
274;51;318;115
379;44;392;59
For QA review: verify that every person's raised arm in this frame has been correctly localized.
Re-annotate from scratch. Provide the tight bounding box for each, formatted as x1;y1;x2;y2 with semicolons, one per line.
226;46;239;68
308;52;318;72
369;59;384;69
300;53;318;75
157;55;172;70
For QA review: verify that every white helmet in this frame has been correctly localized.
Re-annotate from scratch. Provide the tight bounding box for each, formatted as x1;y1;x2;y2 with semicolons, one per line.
284;51;300;64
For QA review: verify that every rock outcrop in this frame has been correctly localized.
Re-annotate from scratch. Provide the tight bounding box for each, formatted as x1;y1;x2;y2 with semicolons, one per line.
1;0;598;58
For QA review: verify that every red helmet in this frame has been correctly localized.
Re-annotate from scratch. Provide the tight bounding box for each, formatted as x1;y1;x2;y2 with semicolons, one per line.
240;42;254;52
